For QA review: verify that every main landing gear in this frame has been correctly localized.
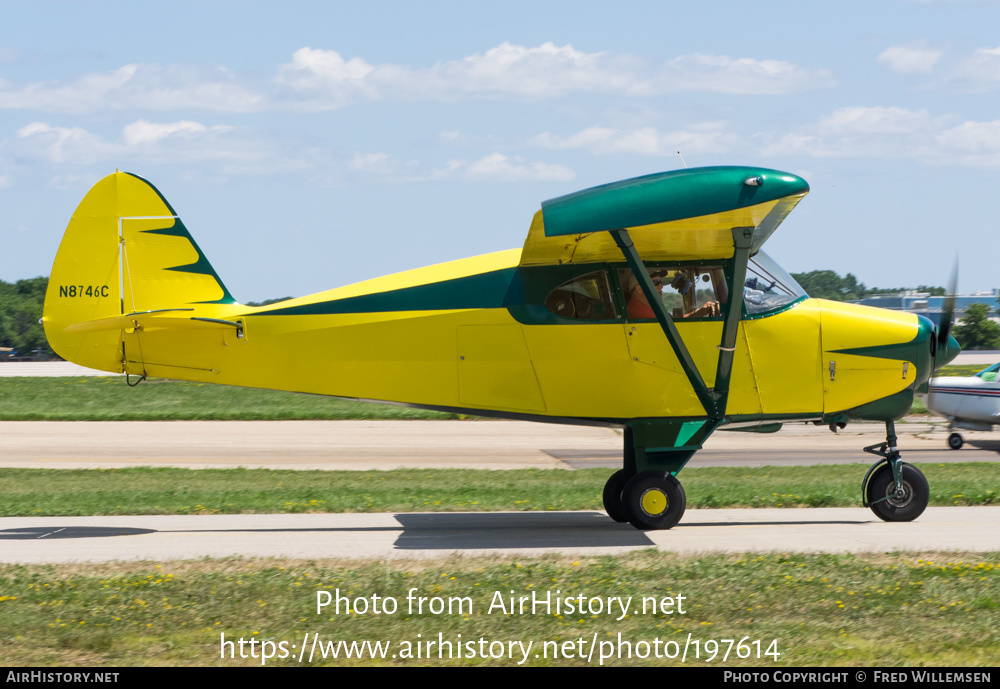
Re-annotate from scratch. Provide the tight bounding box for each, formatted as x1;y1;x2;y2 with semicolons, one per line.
602;421;707;530
861;420;929;522
603;469;687;531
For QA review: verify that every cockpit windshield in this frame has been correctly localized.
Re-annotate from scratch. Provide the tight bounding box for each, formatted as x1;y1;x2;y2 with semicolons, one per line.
975;363;1000;382
744;251;808;316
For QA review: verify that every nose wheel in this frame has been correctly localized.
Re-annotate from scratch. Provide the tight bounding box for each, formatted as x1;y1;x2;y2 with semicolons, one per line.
862;421;929;522
864;461;929;522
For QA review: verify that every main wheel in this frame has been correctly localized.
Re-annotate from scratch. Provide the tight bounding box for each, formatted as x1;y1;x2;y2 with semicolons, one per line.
602;470;629;523
948;432;964;450
622;470;686;530
865;462;929;522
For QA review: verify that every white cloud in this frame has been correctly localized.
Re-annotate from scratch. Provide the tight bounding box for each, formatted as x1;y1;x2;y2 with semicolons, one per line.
9;119;269;168
877;45;943;74
350;152;399;175
0;175;11;189
935;120;1000;166
348;150;574;183
531;123;737;156
817;106;938;135
0;64;263;114
943;45;1000;92
275;43;647;107
760;105;1000;167
656;54;835;94
46;173;103;190
429;153;575;182
875;44;1000;92
0;44;835;115
275;43;834;109
15;122;115;164
121;119;226;146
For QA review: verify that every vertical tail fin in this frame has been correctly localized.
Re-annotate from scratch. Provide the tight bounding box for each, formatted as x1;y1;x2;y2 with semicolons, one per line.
43;171;234;372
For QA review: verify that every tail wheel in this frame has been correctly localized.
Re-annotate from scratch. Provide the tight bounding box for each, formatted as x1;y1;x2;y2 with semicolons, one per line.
602;470;629;523
622;471;686;530
865;462;929;522
948;433;963;450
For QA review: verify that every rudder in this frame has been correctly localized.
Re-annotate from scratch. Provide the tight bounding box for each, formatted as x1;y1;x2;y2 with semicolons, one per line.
43;172;235;372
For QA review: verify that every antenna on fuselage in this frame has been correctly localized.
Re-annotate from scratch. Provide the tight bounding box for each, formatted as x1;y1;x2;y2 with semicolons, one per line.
677;151;688;168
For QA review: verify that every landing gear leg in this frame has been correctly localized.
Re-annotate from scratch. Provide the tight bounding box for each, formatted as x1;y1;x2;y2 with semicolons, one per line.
603;422;705;529
861;420;929;522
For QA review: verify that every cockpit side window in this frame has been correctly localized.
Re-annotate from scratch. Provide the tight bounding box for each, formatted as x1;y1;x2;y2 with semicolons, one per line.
544;270;618;321
618;266;728;320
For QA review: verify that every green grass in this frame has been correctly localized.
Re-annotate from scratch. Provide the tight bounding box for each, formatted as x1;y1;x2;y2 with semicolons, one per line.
0;377;461;420
2;464;997;517
1;551;997;666
933;364;989;377
0;362;983;420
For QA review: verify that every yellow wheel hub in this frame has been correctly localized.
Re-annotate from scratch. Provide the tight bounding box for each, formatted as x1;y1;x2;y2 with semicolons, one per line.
640;488;668;516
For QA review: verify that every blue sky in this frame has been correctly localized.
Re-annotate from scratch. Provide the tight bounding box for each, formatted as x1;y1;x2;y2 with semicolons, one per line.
2;0;998;301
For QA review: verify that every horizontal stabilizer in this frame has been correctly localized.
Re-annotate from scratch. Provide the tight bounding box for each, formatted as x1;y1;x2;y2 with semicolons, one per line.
64;310;243;335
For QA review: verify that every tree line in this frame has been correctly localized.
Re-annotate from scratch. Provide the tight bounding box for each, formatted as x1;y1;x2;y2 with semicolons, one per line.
788;270;946;301
0;277;49;357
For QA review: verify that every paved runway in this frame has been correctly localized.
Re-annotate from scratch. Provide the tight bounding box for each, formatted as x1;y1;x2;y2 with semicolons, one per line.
3;419;997;563
1;418;997;470
3;507;998;563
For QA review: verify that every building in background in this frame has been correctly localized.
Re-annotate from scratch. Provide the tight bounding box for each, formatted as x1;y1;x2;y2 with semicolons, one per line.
851;290;1000;327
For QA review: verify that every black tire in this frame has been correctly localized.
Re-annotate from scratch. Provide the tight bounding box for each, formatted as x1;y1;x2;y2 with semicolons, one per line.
948;433;964;450
602;470;629;523
866;462;929;522
622;470;686;530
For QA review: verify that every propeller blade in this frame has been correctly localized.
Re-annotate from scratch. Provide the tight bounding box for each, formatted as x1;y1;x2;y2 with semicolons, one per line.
938;258;958;348
930;257;961;371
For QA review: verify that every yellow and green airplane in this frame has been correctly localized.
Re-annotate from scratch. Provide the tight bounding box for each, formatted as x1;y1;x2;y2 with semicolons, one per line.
42;166;960;530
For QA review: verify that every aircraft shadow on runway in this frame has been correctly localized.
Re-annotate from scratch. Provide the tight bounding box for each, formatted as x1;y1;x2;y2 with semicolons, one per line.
0;514;655;548
392;512;654;549
389;513;867;549
0;513;869;549
0;526;155;540
964;440;1000;453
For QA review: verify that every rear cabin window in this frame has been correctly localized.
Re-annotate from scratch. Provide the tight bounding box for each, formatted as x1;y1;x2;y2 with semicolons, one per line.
544;271;618;321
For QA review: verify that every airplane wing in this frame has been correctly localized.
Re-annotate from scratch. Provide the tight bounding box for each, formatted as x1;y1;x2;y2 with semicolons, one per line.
520;166;808;266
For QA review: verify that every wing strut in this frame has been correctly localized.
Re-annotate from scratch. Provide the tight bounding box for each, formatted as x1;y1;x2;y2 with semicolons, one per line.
611;225;753;420
711;225;754;411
